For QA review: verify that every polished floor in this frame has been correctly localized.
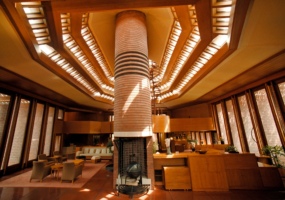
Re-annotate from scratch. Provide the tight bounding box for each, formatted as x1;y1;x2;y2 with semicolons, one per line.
0;162;285;200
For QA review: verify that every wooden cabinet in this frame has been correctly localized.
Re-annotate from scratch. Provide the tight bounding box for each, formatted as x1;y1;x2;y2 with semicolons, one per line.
153;153;187;185
223;153;263;189
258;163;283;188
188;155;229;191
153;152;283;191
153;157;186;170
163;166;191;190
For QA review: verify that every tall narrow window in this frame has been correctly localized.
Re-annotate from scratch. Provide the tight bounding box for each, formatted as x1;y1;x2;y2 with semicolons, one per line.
0;93;11;151
58;109;64;120
54;135;61;151
200;132;206;144
254;89;281;146
8;99;30;166
28;103;44;161
226;100;242;152
206;132;212;145
43;106;55;156
277;81;285;166
216;103;228;144
238;95;259;154
278;81;285;106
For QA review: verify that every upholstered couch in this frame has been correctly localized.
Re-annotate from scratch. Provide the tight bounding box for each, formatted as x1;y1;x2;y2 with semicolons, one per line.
76;146;113;159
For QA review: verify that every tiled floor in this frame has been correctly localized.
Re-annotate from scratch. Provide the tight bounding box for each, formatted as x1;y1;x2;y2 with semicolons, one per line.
0;163;285;200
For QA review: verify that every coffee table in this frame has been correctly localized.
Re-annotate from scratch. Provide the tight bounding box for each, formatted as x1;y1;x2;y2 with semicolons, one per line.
73;159;84;166
51;163;63;180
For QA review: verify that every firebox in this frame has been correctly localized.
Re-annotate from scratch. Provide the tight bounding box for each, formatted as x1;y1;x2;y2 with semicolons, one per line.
114;137;151;198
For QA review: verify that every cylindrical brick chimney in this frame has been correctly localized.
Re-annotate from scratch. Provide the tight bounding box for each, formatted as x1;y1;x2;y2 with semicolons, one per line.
114;10;152;137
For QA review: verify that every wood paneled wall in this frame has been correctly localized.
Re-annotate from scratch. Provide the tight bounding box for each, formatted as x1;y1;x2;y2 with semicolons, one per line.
63;121;110;133
171;103;212;118
170;117;215;132
63;117;215;134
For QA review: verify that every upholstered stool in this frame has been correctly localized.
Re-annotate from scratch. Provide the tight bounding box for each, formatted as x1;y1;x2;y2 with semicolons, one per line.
91;156;101;163
76;155;86;160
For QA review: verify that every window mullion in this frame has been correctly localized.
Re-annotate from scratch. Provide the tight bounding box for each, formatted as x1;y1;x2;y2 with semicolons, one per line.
245;90;266;152
231;96;248;152
265;82;285;146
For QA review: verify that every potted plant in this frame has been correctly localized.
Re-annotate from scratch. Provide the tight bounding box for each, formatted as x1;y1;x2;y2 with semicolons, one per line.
187;139;197;152
225;145;239;153
106;138;114;153
261;145;285;177
153;141;159;153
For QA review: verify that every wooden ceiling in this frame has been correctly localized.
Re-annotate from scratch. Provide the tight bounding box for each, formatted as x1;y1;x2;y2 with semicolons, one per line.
0;0;285;112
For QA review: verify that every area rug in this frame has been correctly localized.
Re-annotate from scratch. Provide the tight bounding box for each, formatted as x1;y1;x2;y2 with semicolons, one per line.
0;162;107;188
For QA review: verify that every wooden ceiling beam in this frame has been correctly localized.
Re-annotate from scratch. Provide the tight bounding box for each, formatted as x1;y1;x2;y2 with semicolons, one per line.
42;3;104;94
228;0;252;50
51;0;199;13
161;5;192;83
69;13;113;87
1;0;40;59
169;0;213;90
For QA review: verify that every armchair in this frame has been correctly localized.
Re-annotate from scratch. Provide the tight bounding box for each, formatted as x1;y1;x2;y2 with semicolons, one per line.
53;151;67;163
30;161;51;182
38;154;56;165
61;162;83;183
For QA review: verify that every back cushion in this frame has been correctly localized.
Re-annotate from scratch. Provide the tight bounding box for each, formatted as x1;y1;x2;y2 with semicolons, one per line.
83;148;89;154
101;149;106;154
95;149;101;154
89;148;96;154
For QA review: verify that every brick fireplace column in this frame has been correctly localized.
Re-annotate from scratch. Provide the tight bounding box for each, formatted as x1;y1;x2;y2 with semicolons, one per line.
114;11;151;137
113;10;154;189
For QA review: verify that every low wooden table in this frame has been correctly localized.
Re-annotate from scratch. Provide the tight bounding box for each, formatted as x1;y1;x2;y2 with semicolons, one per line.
51;163;63;180
100;156;113;160
51;156;61;163
73;159;84;166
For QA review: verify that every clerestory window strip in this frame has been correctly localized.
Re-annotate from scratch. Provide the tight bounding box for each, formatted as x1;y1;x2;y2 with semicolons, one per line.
63;34;114;94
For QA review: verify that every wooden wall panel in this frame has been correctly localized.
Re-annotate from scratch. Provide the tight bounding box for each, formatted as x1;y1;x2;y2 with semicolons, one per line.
89;121;102;133
152;115;170;132
100;121;113;133
170;118;215;132
53;119;63;133
64;121;113;134
171;103;211;118
64;121;101;133
63;117;215;134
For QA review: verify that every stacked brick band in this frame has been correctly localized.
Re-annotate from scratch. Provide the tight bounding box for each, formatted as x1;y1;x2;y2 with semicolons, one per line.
114;10;152;137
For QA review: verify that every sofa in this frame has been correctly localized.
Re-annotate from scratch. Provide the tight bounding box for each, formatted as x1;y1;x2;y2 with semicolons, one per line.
76;146;113;160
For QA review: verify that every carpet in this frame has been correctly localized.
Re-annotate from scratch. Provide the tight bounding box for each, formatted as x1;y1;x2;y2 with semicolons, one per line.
0;162;107;188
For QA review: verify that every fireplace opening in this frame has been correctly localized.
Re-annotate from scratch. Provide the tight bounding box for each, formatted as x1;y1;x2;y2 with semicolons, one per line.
114;137;151;199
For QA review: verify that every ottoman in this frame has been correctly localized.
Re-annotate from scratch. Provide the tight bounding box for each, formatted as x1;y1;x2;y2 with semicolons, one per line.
76;155;86;160
91;156;101;163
